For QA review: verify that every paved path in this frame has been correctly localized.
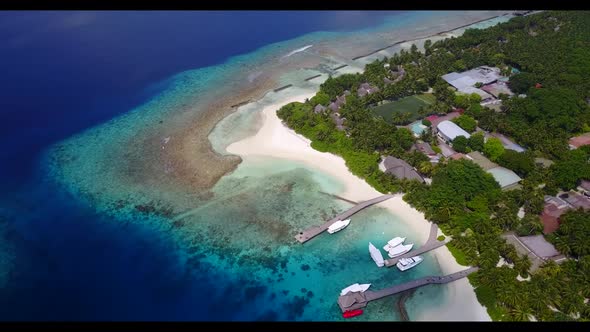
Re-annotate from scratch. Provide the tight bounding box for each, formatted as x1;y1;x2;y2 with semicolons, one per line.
384;223;448;267
294;194;394;244
337;267;479;312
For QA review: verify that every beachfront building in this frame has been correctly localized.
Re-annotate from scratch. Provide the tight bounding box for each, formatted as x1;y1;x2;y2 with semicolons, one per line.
357;83;380;97
379;156;424;182
314;104;326;114
568;132;590;150
436;120;471;144
328;94;347;113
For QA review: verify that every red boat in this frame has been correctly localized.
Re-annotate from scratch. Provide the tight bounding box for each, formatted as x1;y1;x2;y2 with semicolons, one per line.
342;309;364;318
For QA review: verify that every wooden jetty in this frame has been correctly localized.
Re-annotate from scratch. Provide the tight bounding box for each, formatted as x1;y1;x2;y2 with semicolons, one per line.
384;222;448;267
332;64;348;71
294;194;394;244
337;267;479;312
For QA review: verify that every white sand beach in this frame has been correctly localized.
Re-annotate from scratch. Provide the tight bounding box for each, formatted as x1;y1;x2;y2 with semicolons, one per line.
226;93;490;321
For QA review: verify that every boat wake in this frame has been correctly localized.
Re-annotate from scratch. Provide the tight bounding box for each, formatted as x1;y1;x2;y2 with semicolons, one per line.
282;45;313;58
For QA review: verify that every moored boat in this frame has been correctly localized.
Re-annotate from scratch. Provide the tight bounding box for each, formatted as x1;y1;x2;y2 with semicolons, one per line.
396;256;423;271
328;219;351;234
369;242;385;267
387;243;414;258
340;283;371;296
342;309;364;318
383;236;406;251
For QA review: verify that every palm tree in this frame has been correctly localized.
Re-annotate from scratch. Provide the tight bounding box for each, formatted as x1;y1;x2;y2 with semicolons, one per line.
510;304;533;321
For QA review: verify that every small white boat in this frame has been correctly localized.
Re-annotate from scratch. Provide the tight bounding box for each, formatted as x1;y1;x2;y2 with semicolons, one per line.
387;243;414;258
383;237;406;251
396;256;423;271
369;242;385;267
340;283;371;296
327;219;351;234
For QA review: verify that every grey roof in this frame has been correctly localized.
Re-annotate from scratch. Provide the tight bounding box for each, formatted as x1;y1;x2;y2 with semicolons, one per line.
487;167;522;189
437;120;471;141
412;142;436;156
314;104;326;113
490;133;526;152
518;235;560;259
579;180;590;191
329;102;339;112
382;156;424;182
466;151;498;170
442;66;502;92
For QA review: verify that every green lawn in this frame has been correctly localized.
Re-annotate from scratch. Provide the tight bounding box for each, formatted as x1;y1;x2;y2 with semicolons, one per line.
371;93;435;124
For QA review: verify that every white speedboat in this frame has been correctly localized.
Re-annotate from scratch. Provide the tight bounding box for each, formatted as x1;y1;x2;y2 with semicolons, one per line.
387;243;414;258
383;237;406;251
369;242;385;267
340;283;371;296
396;256;423;271
327;219;351;234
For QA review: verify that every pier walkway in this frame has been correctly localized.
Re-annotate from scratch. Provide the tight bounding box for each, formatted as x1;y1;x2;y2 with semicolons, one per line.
294;194;394;244
337;267;479;312
384;223;448;267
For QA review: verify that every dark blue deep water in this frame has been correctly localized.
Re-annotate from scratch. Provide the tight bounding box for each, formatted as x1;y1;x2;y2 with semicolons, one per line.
0;11;400;320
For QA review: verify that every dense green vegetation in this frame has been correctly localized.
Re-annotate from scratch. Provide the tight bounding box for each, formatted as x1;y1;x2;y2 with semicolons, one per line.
453;114;478;132
278;11;590;321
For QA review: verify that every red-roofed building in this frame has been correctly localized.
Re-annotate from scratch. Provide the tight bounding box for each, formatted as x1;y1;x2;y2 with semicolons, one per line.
535;83;543;89
568;133;590;149
541;204;567;234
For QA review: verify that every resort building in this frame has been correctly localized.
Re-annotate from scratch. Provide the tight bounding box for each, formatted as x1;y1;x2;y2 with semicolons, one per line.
436;120;471;143
481;81;514;99
357;83;380;97
314;104;326;114
487;166;522;191
501;233;565;272
328;94;348;113
379;156;424;182
540;191;590;234
568;132;590;149
485;132;526;152
411;142;437;157
577;180;590;193
466;151;498;170
541;195;571;234
442;66;501;89
441;66;515;105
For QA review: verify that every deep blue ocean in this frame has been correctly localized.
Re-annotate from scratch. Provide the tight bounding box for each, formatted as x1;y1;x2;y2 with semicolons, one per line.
0;11;403;320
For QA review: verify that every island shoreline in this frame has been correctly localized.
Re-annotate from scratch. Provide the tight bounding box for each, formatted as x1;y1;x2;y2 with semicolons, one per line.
226;93;491;321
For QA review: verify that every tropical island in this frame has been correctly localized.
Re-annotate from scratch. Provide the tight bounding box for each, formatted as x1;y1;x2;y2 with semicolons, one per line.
276;11;590;321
